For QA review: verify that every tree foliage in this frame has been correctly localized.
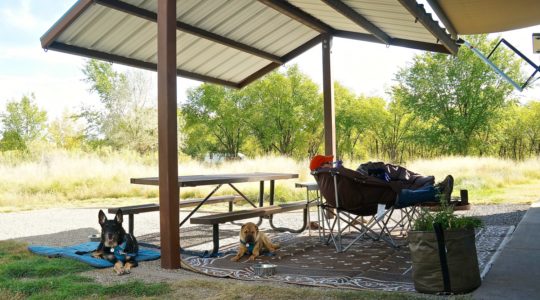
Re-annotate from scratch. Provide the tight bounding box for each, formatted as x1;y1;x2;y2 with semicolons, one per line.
79;59;157;153
48;110;85;150
3;35;539;162
243;65;322;157
393;35;523;155
0;94;47;151
181;84;249;158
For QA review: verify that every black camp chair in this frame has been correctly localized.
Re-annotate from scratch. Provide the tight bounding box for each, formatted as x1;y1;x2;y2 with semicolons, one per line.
312;166;427;252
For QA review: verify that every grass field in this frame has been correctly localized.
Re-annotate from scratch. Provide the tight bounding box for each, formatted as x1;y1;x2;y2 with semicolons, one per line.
0;151;510;299
0;150;538;212
0;241;468;300
0;241;169;299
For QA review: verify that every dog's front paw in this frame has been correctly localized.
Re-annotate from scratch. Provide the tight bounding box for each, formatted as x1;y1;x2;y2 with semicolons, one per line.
248;255;257;261
230;256;241;262
113;261;126;275
91;250;102;259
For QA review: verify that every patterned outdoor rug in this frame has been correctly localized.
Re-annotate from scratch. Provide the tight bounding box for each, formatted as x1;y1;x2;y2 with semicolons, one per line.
179;225;513;292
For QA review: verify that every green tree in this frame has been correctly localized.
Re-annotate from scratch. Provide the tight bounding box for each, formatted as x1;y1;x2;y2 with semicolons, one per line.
0;94;47;151
243;65;322;157
182;84;248;158
334;84;390;160
521;101;540;156
392;34;523;155
496;104;527;159
374;98;419;162
79;59;157;152
48;109;84;150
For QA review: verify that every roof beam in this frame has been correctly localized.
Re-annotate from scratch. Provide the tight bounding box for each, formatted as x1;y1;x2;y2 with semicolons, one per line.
95;0;284;64
425;0;458;39
258;0;334;33
397;0;458;55
334;30;450;54
47;42;240;88
239;34;325;88
282;34;325;61
321;0;391;44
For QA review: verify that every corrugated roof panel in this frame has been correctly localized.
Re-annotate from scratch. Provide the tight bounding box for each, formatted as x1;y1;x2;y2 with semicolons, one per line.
213;5;274;41
112;22;155;58
342;0;437;41
177;36;219;67
255;19;315;56
284;0;440;43
185;42;236;72
195;1;262;36
56;5;107;45
125;29;156;60
228;9;284;46
203;48;246;78
71;8;127;48
179;0;231;26
91;14;142;50
270;24;319;56
229;57;273;83
248;13;302;53
43;0;453;87
202;50;265;82
289;0;370;33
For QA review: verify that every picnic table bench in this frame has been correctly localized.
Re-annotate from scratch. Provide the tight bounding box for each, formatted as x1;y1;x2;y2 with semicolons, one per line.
127;172;304;254
190;200;318;254
109;195;242;235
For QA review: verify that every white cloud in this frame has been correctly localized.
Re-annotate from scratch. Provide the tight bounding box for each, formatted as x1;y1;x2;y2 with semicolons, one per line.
0;0;40;31
0;73;97;119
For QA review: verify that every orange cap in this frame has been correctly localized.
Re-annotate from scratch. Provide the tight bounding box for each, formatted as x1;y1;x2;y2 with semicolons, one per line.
309;155;334;171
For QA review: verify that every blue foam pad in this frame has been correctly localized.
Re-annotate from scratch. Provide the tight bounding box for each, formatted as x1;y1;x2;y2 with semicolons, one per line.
28;242;161;268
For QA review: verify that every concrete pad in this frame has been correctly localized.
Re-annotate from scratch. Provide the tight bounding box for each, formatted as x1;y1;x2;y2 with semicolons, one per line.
474;202;540;300
503;223;540;250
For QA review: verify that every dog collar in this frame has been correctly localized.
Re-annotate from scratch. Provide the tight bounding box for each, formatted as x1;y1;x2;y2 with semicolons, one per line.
113;240;137;262
240;239;254;254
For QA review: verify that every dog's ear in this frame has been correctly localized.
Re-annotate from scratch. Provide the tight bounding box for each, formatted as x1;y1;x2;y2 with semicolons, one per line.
98;210;107;225
115;209;123;224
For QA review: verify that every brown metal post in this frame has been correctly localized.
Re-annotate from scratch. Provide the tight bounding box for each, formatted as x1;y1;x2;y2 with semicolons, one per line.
157;0;180;269
322;35;336;156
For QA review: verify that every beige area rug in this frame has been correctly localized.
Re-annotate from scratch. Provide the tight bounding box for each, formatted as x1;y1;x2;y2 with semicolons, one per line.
138;225;512;292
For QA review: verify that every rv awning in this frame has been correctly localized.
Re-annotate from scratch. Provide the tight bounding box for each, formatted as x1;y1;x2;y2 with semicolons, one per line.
41;0;458;88
427;0;540;37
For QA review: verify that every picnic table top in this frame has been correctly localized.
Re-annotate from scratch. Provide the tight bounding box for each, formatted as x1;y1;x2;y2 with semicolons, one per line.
131;172;299;187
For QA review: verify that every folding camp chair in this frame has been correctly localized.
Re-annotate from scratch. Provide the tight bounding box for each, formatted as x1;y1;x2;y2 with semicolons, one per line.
312;166;431;252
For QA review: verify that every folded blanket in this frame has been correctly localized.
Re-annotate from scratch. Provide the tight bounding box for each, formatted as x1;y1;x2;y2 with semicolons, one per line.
28;242;160;268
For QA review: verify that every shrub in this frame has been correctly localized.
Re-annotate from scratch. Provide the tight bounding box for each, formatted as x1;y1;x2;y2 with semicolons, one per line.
412;203;482;231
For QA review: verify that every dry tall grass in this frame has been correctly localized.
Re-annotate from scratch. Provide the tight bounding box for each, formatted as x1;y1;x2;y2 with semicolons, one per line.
0;151;538;212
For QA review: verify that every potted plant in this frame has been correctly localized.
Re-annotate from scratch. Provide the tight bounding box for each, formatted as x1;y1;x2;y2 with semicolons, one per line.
408;204;483;294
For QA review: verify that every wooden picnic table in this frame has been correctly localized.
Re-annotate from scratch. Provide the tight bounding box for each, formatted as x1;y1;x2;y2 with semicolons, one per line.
132;172;299;220
130;172;301;254
131;172;299;217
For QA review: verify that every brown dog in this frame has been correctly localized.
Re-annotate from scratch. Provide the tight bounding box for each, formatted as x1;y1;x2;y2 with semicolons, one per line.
231;222;279;261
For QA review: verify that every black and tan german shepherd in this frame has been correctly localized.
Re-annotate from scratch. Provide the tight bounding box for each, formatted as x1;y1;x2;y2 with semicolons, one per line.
92;209;138;275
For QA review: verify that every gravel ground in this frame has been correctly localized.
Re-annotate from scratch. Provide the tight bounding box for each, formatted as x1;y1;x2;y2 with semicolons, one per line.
0;203;532;286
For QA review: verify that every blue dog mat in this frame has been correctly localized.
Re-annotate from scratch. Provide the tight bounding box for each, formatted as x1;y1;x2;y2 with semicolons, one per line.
28;242;161;268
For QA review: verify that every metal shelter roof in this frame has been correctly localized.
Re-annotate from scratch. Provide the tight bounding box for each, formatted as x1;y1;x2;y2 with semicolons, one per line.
41;0;458;88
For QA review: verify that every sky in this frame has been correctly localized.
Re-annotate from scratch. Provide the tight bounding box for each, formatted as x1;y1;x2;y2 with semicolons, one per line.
1;0;539;120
